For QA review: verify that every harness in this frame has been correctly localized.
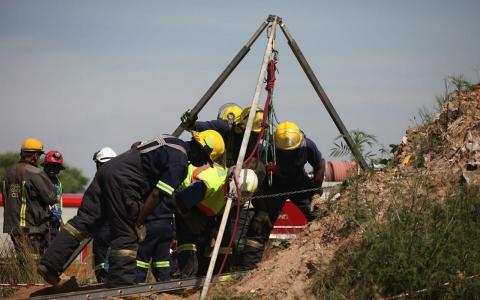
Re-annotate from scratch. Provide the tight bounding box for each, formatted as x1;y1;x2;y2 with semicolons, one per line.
137;135;187;156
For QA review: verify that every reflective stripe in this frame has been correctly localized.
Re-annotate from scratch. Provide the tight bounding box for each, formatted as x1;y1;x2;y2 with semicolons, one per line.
178;244;197;253
57;176;63;211
63;223;83;240
111;249;137;258
20;181;26;227
218;247;232;255
136;260;150;269
246;239;264;250
153;261;170;268
95;263;105;271
156;180;174;196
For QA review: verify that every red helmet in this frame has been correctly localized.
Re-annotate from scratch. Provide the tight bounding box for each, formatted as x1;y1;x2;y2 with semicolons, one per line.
44;150;65;169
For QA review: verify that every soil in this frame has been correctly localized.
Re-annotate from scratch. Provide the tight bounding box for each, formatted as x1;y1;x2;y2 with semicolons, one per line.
7;83;480;299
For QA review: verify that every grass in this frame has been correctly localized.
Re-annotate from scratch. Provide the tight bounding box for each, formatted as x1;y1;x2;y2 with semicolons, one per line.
311;77;480;299
0;235;46;298
312;170;480;299
0;236;96;298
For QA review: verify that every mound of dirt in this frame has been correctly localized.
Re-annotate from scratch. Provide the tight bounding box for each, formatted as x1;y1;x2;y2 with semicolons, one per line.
229;83;480;299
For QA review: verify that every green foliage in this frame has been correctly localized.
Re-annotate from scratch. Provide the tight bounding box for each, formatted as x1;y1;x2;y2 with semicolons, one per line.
0;151;89;193
376;144;399;168
412;75;473;128
57;166;89;193
0;152;20;178
330;129;382;167
312;172;480;299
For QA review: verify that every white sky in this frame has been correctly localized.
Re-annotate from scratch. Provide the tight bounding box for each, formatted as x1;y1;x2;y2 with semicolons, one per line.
1;1;479;182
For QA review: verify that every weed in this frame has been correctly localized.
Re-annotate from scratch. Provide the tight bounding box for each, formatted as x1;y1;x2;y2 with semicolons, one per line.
312;170;480;299
0;235;45;298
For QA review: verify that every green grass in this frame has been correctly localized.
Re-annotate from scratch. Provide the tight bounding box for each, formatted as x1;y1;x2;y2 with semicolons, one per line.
312;171;480;299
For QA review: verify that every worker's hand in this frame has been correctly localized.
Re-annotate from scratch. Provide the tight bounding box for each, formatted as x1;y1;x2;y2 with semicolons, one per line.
182;211;206;235
252;210;272;235
134;224;147;243
180;109;198;130
170;239;178;253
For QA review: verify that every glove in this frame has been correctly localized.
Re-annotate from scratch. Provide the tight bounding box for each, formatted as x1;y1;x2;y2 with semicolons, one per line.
180;109;198;128
134;224;147;242
252;210;272;235
182;211;206;235
204;228;219;258
50;216;61;229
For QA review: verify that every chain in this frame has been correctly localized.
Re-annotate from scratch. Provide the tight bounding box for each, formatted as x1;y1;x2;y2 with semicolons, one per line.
226;186;324;201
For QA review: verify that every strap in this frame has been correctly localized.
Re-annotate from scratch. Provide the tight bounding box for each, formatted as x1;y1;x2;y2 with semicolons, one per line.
138;135;187;156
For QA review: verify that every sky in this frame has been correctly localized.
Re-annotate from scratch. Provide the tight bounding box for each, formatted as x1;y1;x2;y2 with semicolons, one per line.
1;1;479;182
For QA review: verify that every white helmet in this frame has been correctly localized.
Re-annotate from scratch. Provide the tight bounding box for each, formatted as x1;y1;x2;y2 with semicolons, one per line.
237;169;258;198
93;147;117;164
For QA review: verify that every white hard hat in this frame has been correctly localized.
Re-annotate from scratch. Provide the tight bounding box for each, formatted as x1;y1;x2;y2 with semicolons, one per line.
237;169;258;198
93;147;117;164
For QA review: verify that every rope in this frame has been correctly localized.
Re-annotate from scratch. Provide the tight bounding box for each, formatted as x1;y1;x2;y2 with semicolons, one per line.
211;58;280;287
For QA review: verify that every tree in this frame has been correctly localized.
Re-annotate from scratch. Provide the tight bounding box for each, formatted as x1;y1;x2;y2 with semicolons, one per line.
330;129;380;167
0;152;89;193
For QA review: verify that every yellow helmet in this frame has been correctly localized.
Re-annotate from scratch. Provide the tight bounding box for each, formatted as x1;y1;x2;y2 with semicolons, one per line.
192;130;225;163
21;138;44;153
218;103;242;124
274;121;304;150
238;105;264;133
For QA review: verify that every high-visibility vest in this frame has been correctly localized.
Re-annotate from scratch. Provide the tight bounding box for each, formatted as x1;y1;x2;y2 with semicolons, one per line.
180;164;228;216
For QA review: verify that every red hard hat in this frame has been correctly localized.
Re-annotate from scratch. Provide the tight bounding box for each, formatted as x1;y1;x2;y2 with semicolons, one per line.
44;150;65;169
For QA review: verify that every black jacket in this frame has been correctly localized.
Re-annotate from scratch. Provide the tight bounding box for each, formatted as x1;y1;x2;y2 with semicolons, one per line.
2;161;57;234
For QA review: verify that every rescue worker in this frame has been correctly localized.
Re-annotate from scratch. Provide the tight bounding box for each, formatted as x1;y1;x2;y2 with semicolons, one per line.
242;121;325;270
38;131;225;288
91;147;117;283
182;104;265;170
42;150;65;246
134;140;175;284
181;105;266;266
1;138;58;262
173;164;258;278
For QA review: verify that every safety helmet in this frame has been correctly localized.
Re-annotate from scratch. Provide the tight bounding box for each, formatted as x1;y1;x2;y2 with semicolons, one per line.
237;169;259;198
274;121;304;150
44;150;65;170
217;103;243;124
192;130;225;164
93;147;117;164
21;138;44;153
238;105;264;133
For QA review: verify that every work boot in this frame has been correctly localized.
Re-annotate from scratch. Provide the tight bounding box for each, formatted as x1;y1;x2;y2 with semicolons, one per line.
37;264;64;287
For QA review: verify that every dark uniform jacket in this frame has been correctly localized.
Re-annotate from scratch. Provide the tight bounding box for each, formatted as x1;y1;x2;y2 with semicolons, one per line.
1;161;58;235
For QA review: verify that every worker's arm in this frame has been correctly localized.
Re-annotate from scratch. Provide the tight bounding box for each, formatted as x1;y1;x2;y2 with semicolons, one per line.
34;171;58;206
311;159;325;194
174;186;207;235
136;188;164;227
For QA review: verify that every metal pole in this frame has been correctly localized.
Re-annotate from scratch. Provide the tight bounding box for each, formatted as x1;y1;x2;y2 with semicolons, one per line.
199;15;278;300
278;19;369;170
172;16;273;137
